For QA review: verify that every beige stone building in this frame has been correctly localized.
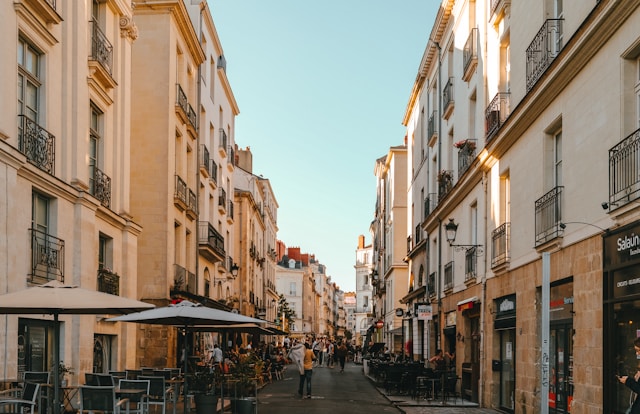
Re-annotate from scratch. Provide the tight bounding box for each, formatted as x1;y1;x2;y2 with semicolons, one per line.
400;0;640;412
371;146;409;354
0;0;143;378
354;235;374;346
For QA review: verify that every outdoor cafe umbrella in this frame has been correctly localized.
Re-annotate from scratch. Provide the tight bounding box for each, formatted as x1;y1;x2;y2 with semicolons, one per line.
106;300;266;414
0;280;155;414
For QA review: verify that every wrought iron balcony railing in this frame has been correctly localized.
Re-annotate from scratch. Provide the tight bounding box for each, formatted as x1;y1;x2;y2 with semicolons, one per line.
218;188;227;211
609;127;640;208
97;268;119;295
438;170;454;201
198;221;226;262
463;28;478;80
485;92;510;142
425;193;437;219
29;228;64;284
444;261;454;291
219;129;228;154
187;189;197;216
209;159;218;184
199;144;210;175
465;247;477;282
92;166;111;208
428;110;438;140
526;19;564;91
491;222;510;268
442;77;455;118
174;175;187;206
457;139;477;178
90;20;113;74
18;115;55;174
535;186;564;246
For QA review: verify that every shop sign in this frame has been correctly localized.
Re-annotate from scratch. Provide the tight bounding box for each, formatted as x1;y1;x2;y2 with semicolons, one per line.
496;294;516;317
415;303;432;320
604;222;640;268
446;310;457;327
612;268;640;298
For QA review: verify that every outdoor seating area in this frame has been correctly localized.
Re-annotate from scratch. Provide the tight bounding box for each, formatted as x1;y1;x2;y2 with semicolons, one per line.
366;359;464;406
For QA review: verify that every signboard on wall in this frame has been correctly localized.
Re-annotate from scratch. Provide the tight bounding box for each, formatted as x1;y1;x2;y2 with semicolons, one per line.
415;303;432;320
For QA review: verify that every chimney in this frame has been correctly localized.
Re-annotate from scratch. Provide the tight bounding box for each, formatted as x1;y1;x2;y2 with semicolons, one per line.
358;235;365;249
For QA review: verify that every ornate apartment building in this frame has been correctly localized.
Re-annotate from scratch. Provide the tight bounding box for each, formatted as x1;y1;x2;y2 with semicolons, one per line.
395;0;640;412
354;235;373;346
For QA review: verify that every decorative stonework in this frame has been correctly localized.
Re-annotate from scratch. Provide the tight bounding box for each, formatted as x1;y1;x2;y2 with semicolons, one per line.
119;15;138;40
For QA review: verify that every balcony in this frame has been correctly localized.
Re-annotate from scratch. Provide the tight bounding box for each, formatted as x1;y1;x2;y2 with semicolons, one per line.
218;188;227;214
227;145;235;171
526;19;564;91
462;28;478;81
97;267;119;295
175;84;197;131
464;247;477;283
428;272;436;298
438;170;454;201
485;92;510;142
444;261;453;292
535;186;564;246
186;189;198;219
199;145;210;177
174;175;187;210
219;129;228;158
29;228;64;284
198;222;225;263
227;200;234;222
442;77;455;119
425;193;437;219
428;110;438;141
88;20;115;89
16;0;61;25
609;127;640;209
491;222;511;269
209;159;218;186
456;139;477;178
92;167;111;208
18;115;55;174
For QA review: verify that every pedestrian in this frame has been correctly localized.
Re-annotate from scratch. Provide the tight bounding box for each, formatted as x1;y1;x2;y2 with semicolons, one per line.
336;341;348;372
327;340;335;368
617;337;640;413
297;342;315;398
312;338;321;367
209;343;224;372
288;340;305;391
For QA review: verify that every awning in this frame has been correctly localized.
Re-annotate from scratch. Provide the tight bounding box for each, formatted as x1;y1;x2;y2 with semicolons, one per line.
457;296;478;311
388;326;403;335
494;316;516;330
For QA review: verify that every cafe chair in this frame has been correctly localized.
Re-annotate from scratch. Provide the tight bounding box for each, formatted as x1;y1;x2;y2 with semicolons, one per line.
23;371;50;414
125;371;142;381
78;385;130;414
137;376;166;414
117;379;150;414
0;382;40;414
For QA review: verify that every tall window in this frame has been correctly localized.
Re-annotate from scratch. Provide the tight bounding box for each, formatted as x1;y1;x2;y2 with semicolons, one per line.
554;0;564;53
500;172;511;224
289;282;296;296
554;130;563;188
32;192;49;236
636;57;640;128
18;38;41;122
98;234;111;270
89;104;102;194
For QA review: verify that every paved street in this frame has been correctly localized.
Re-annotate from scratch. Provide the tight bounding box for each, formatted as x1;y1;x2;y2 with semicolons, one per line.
252;361;502;414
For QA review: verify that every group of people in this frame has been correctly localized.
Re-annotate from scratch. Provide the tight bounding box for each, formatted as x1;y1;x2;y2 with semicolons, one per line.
287;337;351;399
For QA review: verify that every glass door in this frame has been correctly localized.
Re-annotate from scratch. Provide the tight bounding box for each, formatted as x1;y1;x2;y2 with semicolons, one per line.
500;329;515;411
549;323;574;413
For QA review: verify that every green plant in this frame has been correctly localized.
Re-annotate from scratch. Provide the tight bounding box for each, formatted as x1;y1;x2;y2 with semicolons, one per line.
58;362;73;376
230;353;259;397
190;368;219;395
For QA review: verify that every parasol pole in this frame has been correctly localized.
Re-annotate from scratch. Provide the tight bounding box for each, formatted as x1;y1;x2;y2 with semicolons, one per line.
53;313;60;414
183;325;189;414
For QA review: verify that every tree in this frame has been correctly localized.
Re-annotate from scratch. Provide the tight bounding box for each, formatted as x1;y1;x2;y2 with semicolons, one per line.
276;294;296;332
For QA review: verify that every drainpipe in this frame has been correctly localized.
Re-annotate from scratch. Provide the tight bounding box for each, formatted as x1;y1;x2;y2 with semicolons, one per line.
479;171;488;406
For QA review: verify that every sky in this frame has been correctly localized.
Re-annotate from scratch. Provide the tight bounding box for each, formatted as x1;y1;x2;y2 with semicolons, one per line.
210;1;439;292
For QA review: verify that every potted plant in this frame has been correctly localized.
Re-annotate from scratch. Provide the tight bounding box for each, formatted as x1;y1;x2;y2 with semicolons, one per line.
190;368;219;414
229;352;259;414
58;362;73;386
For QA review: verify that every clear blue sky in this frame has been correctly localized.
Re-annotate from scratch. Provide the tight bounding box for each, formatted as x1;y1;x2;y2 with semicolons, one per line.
210;1;438;292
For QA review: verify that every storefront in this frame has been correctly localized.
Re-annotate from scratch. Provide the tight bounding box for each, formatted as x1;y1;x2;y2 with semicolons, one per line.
548;279;574;413
494;294;516;413
604;222;640;413
18;318;55;375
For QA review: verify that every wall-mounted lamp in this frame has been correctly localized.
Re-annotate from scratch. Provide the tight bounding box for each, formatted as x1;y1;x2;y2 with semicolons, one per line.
395;308;404;317
231;263;239;277
601;201;618;210
444;218;484;255
559;221;606;232
456;332;464;342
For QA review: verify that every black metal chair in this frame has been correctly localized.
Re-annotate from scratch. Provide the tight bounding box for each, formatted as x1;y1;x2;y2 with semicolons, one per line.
137;376;166;414
0;382;40;414
383;365;404;395
23;371;50;414
117;379;150;414
78;385;129;414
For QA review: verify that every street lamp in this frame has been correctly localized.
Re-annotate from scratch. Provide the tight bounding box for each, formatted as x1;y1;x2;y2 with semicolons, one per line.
444;218;484;254
230;263;239;277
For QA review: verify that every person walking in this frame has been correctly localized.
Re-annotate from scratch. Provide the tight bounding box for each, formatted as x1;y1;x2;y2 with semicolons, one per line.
336;341;348;373
297;342;315;398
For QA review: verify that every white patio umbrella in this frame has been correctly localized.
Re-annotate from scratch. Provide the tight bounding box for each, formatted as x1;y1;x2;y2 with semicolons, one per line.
106;300;266;414
0;280;155;414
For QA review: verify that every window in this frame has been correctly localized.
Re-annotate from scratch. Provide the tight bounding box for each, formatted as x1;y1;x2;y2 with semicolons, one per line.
554;0;564;53
289;282;296;296
554;130;563;188
89;104;102;195
18;38;41;122
636;57;640;128
32;192;49;235
98;234;111;270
